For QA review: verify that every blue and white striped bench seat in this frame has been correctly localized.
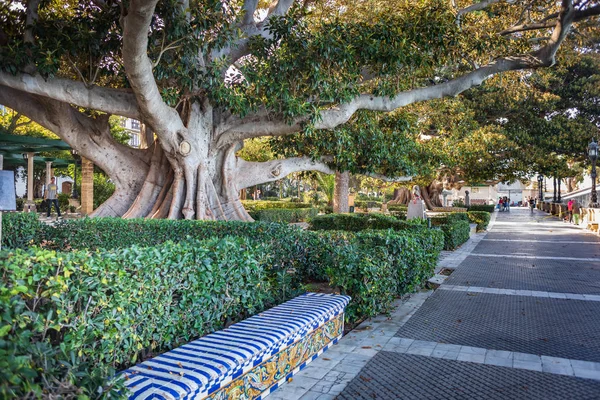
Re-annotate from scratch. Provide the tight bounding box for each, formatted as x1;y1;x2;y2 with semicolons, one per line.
122;293;350;399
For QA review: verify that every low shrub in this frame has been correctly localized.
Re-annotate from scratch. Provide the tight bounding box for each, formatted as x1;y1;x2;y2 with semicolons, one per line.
15;198;24;211
468;211;491;231
309;213;425;232
1;212;42;249
437;220;471;250
0;237;274;399
432;206;467;212
241;200;312;212
58;193;70;212
11;217;443;329
324;233;398;321
34;198;47;213
430;212;469;226
387;204;408;212
320;229;443;321
468;204;495;213
249;207;318;223
354;200;382;210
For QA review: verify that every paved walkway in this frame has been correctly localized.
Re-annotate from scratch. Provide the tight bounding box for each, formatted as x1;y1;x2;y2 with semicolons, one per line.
268;208;600;399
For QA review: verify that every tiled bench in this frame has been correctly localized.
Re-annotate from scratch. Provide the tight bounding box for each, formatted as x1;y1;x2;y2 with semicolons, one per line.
122;293;350;399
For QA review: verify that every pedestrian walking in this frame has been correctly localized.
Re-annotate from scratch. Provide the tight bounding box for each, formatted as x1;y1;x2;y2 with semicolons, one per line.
567;199;574;223
529;197;536;213
45;177;61;219
573;200;581;225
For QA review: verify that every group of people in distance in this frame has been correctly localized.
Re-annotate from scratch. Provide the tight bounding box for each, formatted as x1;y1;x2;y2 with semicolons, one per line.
566;198;582;225
497;196;511;212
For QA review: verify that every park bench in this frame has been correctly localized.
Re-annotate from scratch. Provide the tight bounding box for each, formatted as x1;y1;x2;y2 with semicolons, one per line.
121;292;350;399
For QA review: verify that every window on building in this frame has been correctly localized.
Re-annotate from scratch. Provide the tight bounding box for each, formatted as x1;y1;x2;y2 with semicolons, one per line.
472;188;480;193
131;120;140;131
129;132;140;148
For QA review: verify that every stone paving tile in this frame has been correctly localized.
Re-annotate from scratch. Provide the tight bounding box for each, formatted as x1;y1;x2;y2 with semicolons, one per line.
395;290;600;362
444;255;600;294
337;352;600;400
471;240;600;258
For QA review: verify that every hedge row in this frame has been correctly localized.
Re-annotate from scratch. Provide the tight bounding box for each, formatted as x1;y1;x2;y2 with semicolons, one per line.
249;207;318;223
354;200;382;210
468;211;491;231
387;205;408;212
241;200;312;212
430;213;471;250
2;216;444;397
467;204;496;213
1;212;41;249
3;215;442;316
309;213;426;232
0;238;277;399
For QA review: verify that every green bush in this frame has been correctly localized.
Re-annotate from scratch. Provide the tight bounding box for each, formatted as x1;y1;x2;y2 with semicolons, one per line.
468;211;491;231
0;237;274;399
319;229;443;321
468;204;495;213
1;212;42;249
354;200;382;210
437;220;471;250
58;193;70;212
430;212;469;226
241;200;312;212
249;208;318;223
309;213;425;232
324;233;398;321
14;217;443;325
387;205;408;212
15;198;24;211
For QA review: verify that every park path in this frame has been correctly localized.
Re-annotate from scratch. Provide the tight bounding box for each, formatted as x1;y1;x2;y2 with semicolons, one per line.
335;208;600;399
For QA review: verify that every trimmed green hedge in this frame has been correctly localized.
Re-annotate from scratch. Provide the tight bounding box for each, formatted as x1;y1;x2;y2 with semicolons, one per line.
387;205;408;212
309;213;426;232
1;212;42;249
241;200;312;212
354;200;382;210
437;220;471;250
249;207;318;223
430;212;469;225
0;237;275;399
319;229;443;321
467;204;495;213
2;216;445;396
468;211;491;231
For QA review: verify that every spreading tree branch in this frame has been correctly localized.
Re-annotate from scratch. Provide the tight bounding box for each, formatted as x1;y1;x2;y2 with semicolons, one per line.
235;156;412;188
218;0;581;146
122;0;186;144
236;156;334;188
500;4;600;35
0;73;141;119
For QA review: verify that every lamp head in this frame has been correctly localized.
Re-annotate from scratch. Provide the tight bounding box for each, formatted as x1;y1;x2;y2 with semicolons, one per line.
589;139;598;161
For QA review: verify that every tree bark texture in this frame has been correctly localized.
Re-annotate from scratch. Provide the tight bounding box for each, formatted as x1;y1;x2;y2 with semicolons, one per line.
333;171;350;213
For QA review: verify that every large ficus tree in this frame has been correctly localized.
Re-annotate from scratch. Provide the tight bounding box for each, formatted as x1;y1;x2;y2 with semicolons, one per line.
0;0;598;220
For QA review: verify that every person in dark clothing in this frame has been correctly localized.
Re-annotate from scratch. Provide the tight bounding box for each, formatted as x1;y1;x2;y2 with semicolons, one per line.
45;177;61;218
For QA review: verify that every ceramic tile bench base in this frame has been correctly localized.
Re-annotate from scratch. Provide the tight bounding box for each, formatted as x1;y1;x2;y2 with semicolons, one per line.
207;314;343;399
122;293;350;400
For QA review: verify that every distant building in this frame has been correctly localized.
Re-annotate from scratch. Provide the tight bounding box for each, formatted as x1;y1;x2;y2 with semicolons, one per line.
120;118;142;148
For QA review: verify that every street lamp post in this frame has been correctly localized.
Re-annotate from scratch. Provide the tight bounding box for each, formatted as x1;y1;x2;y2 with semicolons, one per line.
589;139;598;207
538;175;544;201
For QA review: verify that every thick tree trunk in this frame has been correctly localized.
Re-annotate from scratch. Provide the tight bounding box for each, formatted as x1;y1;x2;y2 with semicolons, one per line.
388;187;412;205
333;171;349;213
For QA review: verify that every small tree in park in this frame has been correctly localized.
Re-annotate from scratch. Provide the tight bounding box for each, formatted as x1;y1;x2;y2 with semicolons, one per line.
0;0;598;219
